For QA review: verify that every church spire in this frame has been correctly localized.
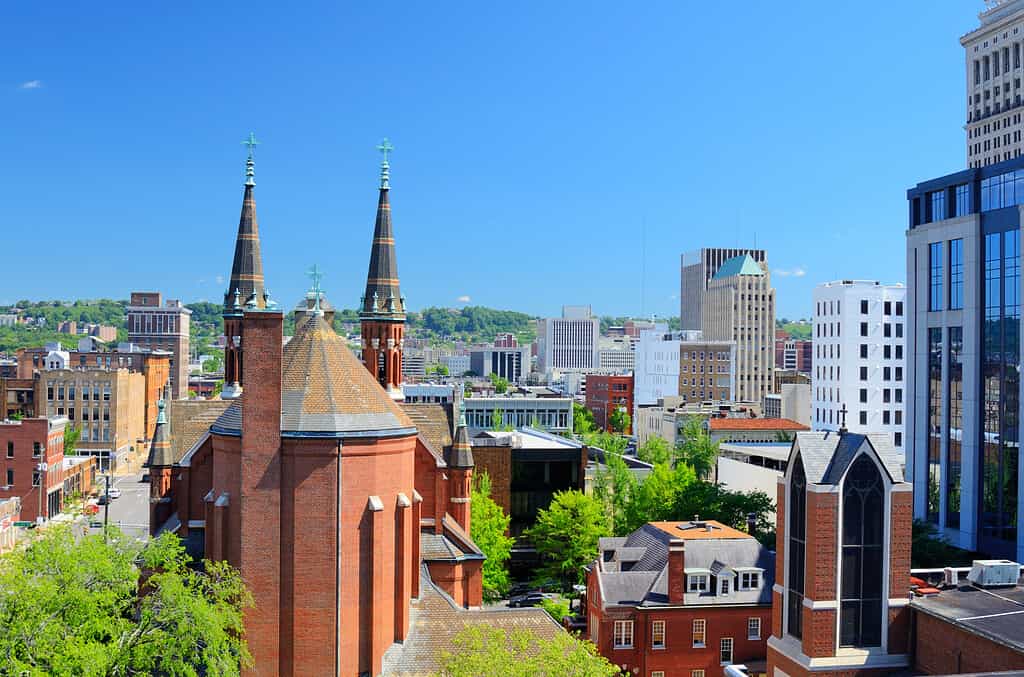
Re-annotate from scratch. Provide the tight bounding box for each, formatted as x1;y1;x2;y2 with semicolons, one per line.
360;139;406;395
222;134;266;400
360;137;405;321
224;132;266;312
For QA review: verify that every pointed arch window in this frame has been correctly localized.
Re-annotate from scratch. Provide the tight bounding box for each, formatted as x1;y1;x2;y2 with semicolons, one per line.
840;454;884;647
786;454;806;639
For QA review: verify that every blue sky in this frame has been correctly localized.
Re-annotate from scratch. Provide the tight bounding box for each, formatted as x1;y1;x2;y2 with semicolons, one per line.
1;1;974;319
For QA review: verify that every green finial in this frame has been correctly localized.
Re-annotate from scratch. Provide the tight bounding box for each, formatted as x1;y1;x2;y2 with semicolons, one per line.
458;400;467;428
376;137;393;189
242;132;260;186
306;264;324;314
156;399;166;425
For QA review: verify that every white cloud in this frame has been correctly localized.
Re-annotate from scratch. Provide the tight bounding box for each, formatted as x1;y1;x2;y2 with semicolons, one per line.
20;80;42;89
774;267;806;278
456;295;471;303
215;275;225;285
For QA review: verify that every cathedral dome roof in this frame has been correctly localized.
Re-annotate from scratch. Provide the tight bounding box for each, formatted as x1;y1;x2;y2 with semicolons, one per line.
212;312;415;438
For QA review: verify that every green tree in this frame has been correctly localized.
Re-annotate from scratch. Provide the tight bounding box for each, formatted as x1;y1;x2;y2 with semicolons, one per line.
675;416;718;480
637;437;672;465
203;353;224;374
525;490;610;589
608;406;630;434
591;450;638;535
437;625;620;677
471;472;514;602
538;597;572;624
573;403;596;435
488;373;509;394
911;519;974;568
0;526;252;675
63;425;81;456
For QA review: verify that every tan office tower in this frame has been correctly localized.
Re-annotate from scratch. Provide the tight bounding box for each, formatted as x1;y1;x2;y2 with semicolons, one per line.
964;0;1024;167
702;254;775;403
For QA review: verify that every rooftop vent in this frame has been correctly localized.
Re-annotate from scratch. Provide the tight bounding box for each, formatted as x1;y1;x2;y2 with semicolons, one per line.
967;559;1021;588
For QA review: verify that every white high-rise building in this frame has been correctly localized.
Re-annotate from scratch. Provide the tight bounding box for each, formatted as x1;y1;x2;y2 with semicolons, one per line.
537;305;599;374
964;0;1024;168
633;325;681;408
811;281;907;450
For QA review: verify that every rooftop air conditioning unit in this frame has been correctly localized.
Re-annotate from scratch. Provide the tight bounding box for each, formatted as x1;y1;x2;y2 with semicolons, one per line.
943;567;959;587
967;559;1021;588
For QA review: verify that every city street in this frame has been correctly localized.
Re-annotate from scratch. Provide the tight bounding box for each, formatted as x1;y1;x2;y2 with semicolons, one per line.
94;469;150;540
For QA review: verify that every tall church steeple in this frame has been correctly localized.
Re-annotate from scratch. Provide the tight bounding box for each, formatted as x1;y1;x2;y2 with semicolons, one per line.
222;133;267;399
360;138;406;396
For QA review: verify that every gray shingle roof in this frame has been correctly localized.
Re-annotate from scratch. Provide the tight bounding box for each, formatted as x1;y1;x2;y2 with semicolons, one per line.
595;522;775;609
792;431;905;485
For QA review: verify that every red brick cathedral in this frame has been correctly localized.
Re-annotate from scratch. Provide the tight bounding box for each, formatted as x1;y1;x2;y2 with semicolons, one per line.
146;141;482;676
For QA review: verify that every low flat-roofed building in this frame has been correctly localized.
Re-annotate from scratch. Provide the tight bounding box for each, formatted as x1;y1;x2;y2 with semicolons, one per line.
707;417;809;444
463;395;572;433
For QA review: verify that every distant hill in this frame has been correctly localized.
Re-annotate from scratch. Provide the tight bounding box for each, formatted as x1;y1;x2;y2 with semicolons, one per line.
776;318;812;340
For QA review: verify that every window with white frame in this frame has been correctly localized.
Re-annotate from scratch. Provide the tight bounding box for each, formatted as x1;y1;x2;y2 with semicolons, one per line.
719;576;730;595
748;617;761;640
692;619;706;647
691;671;705;677
651;620;665;649
720;637;734;664
688;574;708;592
613;620;633;649
590;614;598;644
651;672;665;677
740;571;760;590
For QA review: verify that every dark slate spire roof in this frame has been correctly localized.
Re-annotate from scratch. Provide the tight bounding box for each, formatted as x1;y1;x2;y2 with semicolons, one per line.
224;151;266;313
144;400;173;468
448;404;474;469
360;158;405;320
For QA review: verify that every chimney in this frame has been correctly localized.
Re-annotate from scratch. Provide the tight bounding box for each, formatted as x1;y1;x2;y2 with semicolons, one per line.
746;511;757;534
668;538;685;604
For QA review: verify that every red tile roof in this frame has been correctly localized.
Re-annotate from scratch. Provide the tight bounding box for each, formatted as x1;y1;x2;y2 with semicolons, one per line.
708;417;809;431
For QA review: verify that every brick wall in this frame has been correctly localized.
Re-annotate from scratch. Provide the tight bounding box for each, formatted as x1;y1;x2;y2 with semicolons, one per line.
915;609;1024;674
0;418;64;521
471;444;511;518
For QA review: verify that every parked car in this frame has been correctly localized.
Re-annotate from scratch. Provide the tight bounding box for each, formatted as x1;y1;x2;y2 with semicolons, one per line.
107;487;122;499
508;592;554;608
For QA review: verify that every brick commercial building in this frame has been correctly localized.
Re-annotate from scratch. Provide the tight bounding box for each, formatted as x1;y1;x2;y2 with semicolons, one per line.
0;416;95;523
126;292;190;399
774;335;811;374
678;338;736;404
146;148;488;675
586;373;634;433
18;342;171;445
588;519;774;677
1;375;41;419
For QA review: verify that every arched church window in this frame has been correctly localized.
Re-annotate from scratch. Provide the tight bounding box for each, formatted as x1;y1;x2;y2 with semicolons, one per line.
787;454;806;639
840;454;884;647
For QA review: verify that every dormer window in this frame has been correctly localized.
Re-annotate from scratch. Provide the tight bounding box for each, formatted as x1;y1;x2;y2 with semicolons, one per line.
688;574;709;592
740;572;761;590
719;577;731;595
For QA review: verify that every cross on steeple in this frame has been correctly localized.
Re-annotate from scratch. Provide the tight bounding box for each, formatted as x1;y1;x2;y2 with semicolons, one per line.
242;132;260;186
839;403;849;433
376;137;393;189
307;264;324;313
242;132;260;159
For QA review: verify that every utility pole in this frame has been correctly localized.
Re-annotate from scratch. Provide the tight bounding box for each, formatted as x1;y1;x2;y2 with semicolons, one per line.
103;474;110;541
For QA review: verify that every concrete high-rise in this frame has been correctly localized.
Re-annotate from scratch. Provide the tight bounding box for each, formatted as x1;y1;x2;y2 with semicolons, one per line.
964;0;1024;168
679;247;766;330
811;280;907;452
537;305;599;374
702;254;775;403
